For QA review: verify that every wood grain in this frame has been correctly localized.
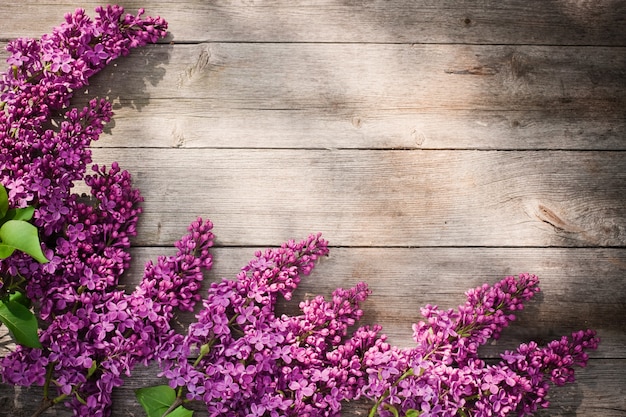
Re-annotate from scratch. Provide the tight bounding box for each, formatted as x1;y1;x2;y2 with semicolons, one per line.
2;42;623;150
119;246;626;356
88;148;626;247
75;43;624;111
86;106;626;151
0;1;625;45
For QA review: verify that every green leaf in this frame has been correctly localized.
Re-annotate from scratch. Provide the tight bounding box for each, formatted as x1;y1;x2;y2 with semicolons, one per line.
0;184;7;218
0;220;48;263
9;207;35;221
165;406;194;417
87;360;98;378
0;207;35;228
135;385;193;417
0;244;15;259
405;410;421;417
8;291;32;309
0;293;42;348
136;385;175;413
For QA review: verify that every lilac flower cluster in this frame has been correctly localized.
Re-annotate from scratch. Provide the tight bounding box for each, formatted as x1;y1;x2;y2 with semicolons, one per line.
359;273;600;417
156;255;599;417
0;6;196;417
156;234;377;416
2;218;213;416
1;5;166;236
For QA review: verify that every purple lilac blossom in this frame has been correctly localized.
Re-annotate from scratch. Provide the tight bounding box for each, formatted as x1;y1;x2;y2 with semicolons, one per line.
157;234;385;417
156;255;599;417
1;218;213;417
0;6;178;417
360;274;600;417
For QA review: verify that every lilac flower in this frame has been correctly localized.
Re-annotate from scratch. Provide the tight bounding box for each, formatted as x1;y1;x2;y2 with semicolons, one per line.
48;52;73;73
360;274;599;417
84;43;110;65
156;233;382;416
1;218;213;416
0;6;173;416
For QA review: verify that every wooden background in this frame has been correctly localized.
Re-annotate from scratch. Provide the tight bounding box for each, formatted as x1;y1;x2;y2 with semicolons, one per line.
1;1;625;416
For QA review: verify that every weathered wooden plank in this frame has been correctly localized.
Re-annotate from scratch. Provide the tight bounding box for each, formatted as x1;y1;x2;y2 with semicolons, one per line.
122;246;626;357
3;42;622;150
67;105;626;151
92;107;626;151
0;0;625;46
87;148;626;248
86;104;626;150
1;359;623;416
4;43;626;114
75;43;624;112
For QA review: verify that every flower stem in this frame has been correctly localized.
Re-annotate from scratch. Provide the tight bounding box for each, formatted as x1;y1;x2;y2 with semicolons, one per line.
30;399;54;417
42;362;55;400
160;396;184;417
30;394;68;417
368;367;415;417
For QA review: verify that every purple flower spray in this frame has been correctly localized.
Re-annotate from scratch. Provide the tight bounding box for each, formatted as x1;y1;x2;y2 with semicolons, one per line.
0;6;200;416
359;273;600;417
0;6;600;417
152;249;599;417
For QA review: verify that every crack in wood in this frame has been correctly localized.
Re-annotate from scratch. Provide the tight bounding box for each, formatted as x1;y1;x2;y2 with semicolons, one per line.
444;65;499;76
177;47;211;88
538;204;569;233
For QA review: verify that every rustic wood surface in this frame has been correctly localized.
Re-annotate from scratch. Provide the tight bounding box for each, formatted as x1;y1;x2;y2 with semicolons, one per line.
1;1;625;416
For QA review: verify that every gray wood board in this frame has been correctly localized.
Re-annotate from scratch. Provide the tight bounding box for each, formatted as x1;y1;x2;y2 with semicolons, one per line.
0;1;625;45
2;43;623;150
88;148;626;247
